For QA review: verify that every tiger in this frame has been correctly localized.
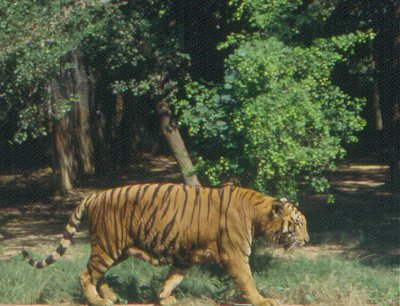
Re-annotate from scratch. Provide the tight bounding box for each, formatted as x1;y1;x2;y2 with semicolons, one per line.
22;183;309;306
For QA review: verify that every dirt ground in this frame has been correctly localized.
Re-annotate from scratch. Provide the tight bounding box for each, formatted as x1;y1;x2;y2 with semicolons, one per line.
0;155;399;265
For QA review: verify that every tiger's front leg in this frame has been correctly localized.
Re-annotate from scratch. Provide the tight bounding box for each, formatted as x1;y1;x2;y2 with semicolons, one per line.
158;265;189;305
222;254;279;306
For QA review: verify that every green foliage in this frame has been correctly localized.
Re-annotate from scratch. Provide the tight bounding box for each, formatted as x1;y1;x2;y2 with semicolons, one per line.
253;254;399;305
0;253;84;304
0;0;110;143
12;95;79;144
79;0;190;99
173;0;370;199
0;0;376;196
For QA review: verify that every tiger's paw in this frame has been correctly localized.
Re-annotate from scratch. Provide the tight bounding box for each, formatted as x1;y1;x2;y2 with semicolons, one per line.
98;285;118;302
258;298;280;306
88;298;114;306
159;295;177;305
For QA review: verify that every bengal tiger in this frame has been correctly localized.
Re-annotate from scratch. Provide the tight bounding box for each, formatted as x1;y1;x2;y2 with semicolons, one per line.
22;183;309;306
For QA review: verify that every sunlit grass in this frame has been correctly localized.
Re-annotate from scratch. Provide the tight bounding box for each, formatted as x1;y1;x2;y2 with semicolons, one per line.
0;244;398;305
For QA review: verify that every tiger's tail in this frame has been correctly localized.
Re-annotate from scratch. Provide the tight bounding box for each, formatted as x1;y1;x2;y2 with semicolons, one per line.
22;194;93;269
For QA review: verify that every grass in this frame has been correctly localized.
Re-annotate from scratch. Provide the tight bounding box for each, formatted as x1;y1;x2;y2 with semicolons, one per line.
0;244;398;305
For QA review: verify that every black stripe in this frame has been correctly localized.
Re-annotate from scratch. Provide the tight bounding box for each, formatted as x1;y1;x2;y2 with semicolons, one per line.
161;185;175;219
137;184;153;222
161;210;178;243
45;255;55;265
109;188;121;257
219;188;225;221
89;194;101;231
88;263;104;275
179;185;188;221
207;188;213;220
129;185;148;237
95;233;107;252
95;233;117;262
161;184;174;205
196;188;202;243
63;230;74;240
137;223;144;244
97;253;113;269
122;186;134;213
148;183;162;208
238;190;253;247
123;186;140;241
103;190;116;259
114;187;124;252
248;190;257;201
36;262;44;269
242;189;250;198
103;233;118;262
96;191;108;234
149;232;159;250
144;208;158;237
189;187;200;225
56;245;67;255
165;233;179;252
224;188;236;249
254;200;265;206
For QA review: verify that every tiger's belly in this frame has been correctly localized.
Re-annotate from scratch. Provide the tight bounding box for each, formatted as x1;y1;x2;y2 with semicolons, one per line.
124;242;219;266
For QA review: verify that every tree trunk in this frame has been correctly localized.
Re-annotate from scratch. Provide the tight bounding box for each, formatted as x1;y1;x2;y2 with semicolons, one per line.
119;94;143;166
50;50;95;193
71;51;95;175
157;99;201;186
374;1;400;191
91;75;112;175
371;62;383;131
50;81;77;194
390;3;400;191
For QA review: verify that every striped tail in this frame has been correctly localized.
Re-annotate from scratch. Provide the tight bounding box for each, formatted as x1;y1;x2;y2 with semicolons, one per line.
22;194;91;269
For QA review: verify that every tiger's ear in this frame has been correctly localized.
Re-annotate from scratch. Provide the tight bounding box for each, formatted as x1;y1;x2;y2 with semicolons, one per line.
271;200;283;217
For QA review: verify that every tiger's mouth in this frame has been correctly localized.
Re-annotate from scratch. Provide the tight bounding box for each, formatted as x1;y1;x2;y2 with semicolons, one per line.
281;234;305;252
283;240;304;252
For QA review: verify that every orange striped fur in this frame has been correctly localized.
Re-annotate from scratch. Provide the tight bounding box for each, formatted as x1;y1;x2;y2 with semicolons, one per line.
23;183;309;306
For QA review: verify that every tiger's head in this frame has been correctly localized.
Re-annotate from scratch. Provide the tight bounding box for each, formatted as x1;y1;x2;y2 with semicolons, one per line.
258;198;309;251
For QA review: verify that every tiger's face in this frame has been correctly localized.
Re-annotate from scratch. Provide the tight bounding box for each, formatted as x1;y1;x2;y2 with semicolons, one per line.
267;199;309;251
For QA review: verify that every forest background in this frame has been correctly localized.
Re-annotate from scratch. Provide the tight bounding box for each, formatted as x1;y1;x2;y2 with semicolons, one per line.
0;0;399;198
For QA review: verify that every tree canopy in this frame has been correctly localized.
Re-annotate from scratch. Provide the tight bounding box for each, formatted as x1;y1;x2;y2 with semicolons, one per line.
0;0;398;196
172;0;372;198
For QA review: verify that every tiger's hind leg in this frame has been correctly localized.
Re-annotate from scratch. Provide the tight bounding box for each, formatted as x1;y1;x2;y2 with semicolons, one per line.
80;252;115;306
80;268;113;306
98;278;129;304
158;265;189;305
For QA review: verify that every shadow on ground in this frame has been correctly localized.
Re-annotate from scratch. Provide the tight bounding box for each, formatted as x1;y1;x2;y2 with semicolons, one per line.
300;162;399;266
